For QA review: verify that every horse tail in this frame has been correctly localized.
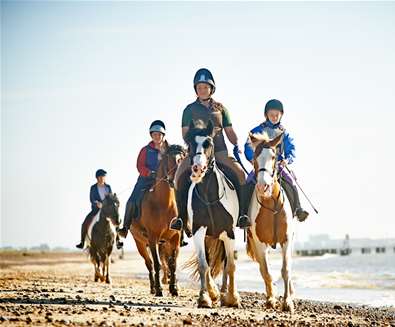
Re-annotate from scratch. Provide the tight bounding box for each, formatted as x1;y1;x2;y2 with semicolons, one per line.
246;230;257;261
182;238;225;281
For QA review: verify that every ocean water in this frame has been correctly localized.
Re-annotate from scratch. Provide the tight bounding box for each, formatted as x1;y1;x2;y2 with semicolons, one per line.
235;251;395;308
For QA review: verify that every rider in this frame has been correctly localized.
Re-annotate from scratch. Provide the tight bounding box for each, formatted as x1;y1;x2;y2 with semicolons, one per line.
170;68;251;235
244;99;309;221
117;120;169;240
76;169;112;249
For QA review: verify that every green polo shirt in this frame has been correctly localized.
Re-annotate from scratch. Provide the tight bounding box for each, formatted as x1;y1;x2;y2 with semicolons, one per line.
181;100;232;128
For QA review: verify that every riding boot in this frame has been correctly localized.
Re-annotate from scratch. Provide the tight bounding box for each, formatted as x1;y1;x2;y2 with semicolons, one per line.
118;198;135;238
280;177;309;222
237;183;255;228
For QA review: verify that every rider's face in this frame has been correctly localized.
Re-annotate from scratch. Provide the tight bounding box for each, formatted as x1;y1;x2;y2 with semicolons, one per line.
151;132;164;145
266;109;283;124
97;176;106;184
196;83;212;100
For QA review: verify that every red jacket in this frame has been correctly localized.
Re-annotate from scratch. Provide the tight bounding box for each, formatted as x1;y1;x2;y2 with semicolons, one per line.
136;141;160;177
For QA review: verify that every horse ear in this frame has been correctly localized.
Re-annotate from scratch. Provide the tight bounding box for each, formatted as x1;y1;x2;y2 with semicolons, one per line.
161;140;169;153
267;133;284;148
249;132;264;150
206;119;214;137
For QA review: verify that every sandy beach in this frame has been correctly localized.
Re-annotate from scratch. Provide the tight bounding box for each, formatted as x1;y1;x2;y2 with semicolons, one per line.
1;250;394;326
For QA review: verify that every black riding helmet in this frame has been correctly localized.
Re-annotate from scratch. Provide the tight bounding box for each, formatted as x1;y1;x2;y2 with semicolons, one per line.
264;99;284;116
149;120;166;135
95;169;107;178
193;68;216;95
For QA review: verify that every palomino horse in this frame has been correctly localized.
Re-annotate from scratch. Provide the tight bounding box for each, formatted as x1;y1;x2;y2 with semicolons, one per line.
87;193;120;284
246;132;295;313
184;120;241;308
131;144;186;296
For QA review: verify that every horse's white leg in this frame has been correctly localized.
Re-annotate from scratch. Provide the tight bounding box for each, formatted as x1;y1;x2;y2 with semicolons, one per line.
220;232;241;308
281;240;294;313
220;260;228;293
193;226;212;308
253;239;277;308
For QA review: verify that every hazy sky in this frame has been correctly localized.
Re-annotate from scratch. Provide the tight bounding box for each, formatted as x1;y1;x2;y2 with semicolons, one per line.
2;1;395;249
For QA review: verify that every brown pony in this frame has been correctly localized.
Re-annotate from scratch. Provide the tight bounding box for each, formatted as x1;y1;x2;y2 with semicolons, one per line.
131;144;186;296
246;132;295;313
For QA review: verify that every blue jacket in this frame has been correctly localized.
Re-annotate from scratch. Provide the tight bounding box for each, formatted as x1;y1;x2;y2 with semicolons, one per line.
244;121;296;164
90;183;112;211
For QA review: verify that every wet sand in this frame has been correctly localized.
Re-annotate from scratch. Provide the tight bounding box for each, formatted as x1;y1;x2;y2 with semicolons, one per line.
1;251;394;326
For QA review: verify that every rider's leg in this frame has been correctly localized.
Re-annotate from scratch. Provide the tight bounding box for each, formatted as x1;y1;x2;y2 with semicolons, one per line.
170;157;192;240
76;209;98;249
279;168;309;222
215;151;251;228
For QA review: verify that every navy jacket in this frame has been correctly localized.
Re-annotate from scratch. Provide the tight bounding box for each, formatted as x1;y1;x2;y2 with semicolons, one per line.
90;183;112;211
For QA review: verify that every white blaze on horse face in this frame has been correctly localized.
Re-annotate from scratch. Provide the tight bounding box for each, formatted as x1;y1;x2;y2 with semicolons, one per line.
191;135;209;183
256;148;275;197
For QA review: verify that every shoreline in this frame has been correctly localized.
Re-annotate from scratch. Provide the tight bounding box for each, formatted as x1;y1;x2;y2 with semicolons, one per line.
1;251;394;326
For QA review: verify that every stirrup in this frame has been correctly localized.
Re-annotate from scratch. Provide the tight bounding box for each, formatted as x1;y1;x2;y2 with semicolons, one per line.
237;215;251;229
169;217;183;231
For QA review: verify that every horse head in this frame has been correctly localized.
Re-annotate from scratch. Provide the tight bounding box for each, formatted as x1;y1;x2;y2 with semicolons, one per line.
161;144;187;185
249;132;283;198
185;119;215;183
101;193;121;227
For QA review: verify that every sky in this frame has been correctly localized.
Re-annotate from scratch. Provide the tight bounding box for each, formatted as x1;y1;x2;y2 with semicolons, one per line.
1;1;395;249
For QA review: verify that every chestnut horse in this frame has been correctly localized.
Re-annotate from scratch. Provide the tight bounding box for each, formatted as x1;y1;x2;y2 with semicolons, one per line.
131;144;186;296
184;120;241;308
246;132;295;313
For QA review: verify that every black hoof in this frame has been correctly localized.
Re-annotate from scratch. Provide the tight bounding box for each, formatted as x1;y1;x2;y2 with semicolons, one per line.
155;289;163;297
170;284;178;296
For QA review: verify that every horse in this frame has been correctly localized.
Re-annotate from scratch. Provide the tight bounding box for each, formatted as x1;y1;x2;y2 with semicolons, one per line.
246;132;295;313
87;193;121;284
131;143;186;296
183;119;241;308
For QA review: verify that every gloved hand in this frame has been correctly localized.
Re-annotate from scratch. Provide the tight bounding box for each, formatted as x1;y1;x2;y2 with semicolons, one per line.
149;171;157;179
233;145;242;161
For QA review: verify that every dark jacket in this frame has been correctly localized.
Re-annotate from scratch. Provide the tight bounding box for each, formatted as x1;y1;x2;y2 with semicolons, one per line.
90;183;112;211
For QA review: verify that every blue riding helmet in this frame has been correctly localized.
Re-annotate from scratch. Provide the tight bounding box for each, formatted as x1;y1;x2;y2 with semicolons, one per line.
193;68;216;95
149;120;166;135
95;169;107;178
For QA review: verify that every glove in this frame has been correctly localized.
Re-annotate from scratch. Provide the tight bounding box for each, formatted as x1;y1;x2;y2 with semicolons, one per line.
149;171;157;179
233;145;241;162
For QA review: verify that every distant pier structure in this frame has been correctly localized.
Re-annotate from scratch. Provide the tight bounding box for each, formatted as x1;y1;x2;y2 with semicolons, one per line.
294;234;395;257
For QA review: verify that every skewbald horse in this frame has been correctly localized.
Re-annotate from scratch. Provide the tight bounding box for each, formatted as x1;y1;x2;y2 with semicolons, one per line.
246;132;295;313
184;119;241;308
131;143;186;297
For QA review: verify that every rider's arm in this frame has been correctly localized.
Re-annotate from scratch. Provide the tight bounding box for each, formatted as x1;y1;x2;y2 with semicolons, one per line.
182;127;189;141
136;147;151;177
181;107;192;142
244;136;254;162
282;131;295;164
222;107;239;146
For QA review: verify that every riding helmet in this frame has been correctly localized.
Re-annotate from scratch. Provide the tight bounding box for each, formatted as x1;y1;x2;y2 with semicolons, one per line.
95;169;107;178
193;68;216;95
149;120;166;135
264;99;284;116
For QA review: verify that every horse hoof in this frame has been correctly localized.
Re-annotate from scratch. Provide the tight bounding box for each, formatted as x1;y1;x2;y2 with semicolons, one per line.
169;285;178;297
150;288;155;295
155;289;163;297
197;292;212;308
266;297;278;309
282;298;295;313
105;278;112;285
221;292;241;308
208;286;220;303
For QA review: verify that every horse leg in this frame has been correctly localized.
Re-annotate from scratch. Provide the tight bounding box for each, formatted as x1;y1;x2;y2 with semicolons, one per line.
220;259;228;293
193;226;212;308
159;244;169;285
281;240;294;313
168;235;180;296
135;240;155;294
254;240;277;308
220;233;241;308
148;240;163;297
105;255;111;284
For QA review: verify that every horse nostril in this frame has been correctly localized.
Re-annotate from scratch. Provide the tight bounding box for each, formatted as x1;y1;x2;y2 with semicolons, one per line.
202;165;207;172
193;165;199;173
